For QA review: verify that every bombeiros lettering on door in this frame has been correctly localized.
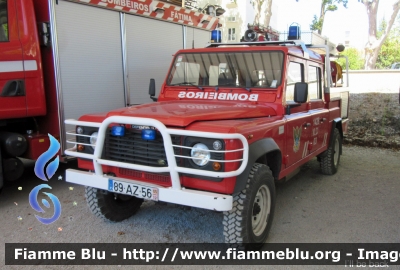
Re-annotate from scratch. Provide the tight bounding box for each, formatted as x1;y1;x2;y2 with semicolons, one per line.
178;91;259;101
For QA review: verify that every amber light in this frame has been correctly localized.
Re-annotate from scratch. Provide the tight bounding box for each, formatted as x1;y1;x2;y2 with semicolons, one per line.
212;162;221;171
77;144;85;151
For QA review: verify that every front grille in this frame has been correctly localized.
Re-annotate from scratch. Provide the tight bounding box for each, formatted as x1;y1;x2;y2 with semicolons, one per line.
119;168;170;183
102;128;181;167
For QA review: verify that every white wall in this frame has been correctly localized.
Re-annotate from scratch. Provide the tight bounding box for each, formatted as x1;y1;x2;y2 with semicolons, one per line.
343;70;400;94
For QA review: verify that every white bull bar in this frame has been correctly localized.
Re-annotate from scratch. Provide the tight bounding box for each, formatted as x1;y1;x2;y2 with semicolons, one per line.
64;116;249;211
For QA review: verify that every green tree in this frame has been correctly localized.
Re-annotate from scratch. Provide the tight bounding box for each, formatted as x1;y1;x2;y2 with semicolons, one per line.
375;19;400;69
309;0;348;35
1;24;6;38
359;0;400;69
337;48;365;70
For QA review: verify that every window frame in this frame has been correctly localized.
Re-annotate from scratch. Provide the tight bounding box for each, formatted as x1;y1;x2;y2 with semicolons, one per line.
0;0;9;42
308;64;322;100
226;16;236;22
228;28;236;41
285;60;305;103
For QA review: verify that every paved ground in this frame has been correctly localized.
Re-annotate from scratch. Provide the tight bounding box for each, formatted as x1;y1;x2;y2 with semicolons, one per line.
1;145;399;269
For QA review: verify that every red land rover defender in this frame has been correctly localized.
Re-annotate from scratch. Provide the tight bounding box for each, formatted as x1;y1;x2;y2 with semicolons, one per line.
65;38;350;248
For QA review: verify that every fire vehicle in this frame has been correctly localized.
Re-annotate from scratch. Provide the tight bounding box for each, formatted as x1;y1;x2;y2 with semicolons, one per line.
65;28;350;247
0;0;215;190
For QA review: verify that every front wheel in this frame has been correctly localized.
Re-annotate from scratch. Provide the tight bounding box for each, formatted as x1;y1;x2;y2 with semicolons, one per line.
85;186;143;222
223;163;276;250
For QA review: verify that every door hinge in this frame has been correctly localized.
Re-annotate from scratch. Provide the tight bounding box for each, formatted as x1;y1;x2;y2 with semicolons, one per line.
38;22;51;47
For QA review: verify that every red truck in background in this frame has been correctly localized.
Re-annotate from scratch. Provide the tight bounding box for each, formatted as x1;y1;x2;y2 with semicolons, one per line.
0;0;57;185
64;31;350;248
0;0;215;190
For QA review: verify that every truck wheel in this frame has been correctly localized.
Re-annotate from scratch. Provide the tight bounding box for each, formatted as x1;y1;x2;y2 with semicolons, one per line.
320;128;341;175
85;186;143;222
223;163;276;249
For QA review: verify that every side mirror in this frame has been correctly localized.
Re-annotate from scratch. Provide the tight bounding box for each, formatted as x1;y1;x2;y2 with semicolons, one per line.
286;82;308;115
294;82;308;103
149;78;157;102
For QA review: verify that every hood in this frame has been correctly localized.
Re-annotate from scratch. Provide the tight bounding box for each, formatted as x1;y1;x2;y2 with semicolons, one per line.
105;100;277;127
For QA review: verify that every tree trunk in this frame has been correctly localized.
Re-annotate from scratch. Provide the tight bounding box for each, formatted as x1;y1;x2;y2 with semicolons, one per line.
363;0;400;70
253;0;264;25
263;0;273;27
318;2;326;35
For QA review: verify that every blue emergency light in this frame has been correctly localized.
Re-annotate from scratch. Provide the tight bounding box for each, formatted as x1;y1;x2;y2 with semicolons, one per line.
111;126;125;136
211;29;221;43
142;129;156;140
288;23;301;40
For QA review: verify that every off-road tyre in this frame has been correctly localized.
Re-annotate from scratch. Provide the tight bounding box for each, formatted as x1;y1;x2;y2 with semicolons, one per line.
223;163;276;250
85;186;143;222
320;128;341;175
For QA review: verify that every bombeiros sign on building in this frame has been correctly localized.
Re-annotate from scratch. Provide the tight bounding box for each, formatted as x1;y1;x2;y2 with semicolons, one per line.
70;0;219;29
100;0;150;11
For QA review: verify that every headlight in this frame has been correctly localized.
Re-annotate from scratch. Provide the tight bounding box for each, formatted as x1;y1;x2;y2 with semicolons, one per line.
76;126;84;134
89;132;98;150
213;140;222;150
191;143;210;166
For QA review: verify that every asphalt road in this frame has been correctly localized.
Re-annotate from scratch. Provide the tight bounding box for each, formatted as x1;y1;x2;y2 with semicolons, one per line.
1;145;399;270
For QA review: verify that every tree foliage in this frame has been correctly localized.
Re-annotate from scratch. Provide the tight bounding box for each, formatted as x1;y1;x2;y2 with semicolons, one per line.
360;0;400;69
375;19;400;69
337;48;365;70
309;0;348;35
1;24;6;37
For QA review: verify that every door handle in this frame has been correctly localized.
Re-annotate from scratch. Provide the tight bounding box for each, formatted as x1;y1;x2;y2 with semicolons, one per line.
320;117;327;122
303;123;311;128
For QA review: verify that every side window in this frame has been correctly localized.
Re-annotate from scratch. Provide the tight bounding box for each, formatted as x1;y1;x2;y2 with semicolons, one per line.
308;65;322;99
286;62;303;102
0;0;8;42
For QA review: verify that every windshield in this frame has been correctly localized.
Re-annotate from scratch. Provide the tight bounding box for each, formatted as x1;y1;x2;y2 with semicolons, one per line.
167;51;284;89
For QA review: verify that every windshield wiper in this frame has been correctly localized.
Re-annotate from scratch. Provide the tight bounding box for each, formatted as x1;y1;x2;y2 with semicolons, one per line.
219;85;251;92
240;87;251;92
170;82;203;90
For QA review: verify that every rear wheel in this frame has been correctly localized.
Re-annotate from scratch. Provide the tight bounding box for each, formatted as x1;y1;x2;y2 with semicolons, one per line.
3;158;24;181
85;186;143;222
320;128;341;175
223;163;276;250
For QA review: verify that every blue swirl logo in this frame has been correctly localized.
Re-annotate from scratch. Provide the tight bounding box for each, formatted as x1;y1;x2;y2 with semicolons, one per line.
34;135;60;181
29;184;62;225
29;134;62;225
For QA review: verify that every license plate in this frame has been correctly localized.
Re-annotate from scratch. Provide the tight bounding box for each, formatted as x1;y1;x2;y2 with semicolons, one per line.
108;179;158;201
